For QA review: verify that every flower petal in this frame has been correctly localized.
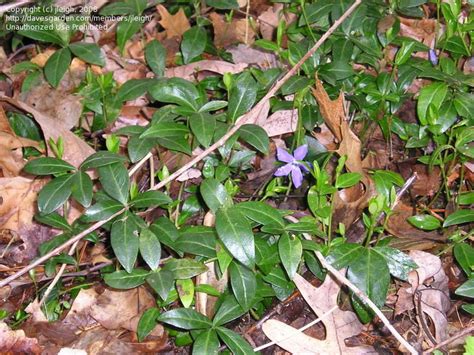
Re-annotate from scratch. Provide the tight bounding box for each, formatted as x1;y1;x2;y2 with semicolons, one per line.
299;162;310;173
429;49;438;66
274;163;293;177
293;144;308;160
277;148;294;163
291;166;303;188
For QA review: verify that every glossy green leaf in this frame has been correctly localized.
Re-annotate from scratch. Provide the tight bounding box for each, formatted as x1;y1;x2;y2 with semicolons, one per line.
236;201;285;227
455;279;474;298
373;247;417;281
176;278;194;308
181;26;207;64
454;243;474;276
127;135;156;163
199;100;228;112
132;191;172;208
137;308;160;342
176;226;217;258
443;210;474;227
44;48;72;88
215;207;255;269
125;0;147;14
281;75;312;96
193;330;219;355
35;212;71;231
348;248;390;318
453;93;474;118
146;269;174;300
336;172;362;189
82;199;124;222
158;308;212;330
71;171;93;208
104;269;148;289
417;82;448;125
229;262;256;310
140;228;161;271
117;79;153;102
24;157;75;175
111;213;140;273
190;112;216;148
149;217;180;250
407;214;441;230
145;39;166;76
228;72;257;122
458;192;474;205
163;258;208;279
149;78;201;111
205;0;239;9
278;234;302;279
212;295;245;326
200;178;232;212
327;243;364;269
140;122;191;155
238;124;269;155
69;42;105;66
216;327;254;355
100;2;136;15
116;16;143;53
98;162;129;205
395;41;416;65
80;151;127;170
38;174;75;214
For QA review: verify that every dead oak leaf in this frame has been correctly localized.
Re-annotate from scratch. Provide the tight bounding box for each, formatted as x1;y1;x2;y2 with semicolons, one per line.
210;12;256;48
262;273;376;354
157;5;190;39
0;321;41;354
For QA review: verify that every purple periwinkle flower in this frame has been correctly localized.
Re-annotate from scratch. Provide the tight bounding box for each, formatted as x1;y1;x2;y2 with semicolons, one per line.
274;145;309;188
429;49;438;66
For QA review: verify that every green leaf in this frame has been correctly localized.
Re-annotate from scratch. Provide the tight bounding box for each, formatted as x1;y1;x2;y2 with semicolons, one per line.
35;212;71;231
455;127;474;159
395;41;416;65
454;243;474;276
327;243;364;269
163;258;208;279
38;174;75;214
212;295;245;326
100;2;136;15
455;279;474;298
281;75;311;96
238;124;269;155
71;172;93;208
98;162;129;205
150;217;180;251
454;92;474;118
158;308;212;330
80;151;127;170
127;135;156;163
236;201;285;227
176;279;194;308
44;48;72;88
443;210;474;227
348;248;390;318
417;82;448;125
125;0;147;14
205;0;239;9
215;207;255;268
190;112;216;148
149;78;201;111
181;27;207;64
116;16;143;53
82;199;124;222
24;157;75;175
216;327;254;355
458;192;474;205
117;79;153;102
140;122;191;155
137;308;160;342
319;60;354;81
140;228;161;271
111;213;139;273
69;42;105;66
444;36;470;55
199;100;228;112
176;226;217;258
200;178;232;212
146;269;174;300
229;262;256;310
145;40;166;76
278;234;302;279
407;214;441;230
336;172;362;189
104;269;148;289
132;191;172;208
373;247;417;281
193;329;219;355
228;72;257;123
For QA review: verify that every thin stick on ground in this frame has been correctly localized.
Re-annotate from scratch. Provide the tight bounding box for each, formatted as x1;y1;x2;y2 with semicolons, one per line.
0;0;362;288
423;325;474;354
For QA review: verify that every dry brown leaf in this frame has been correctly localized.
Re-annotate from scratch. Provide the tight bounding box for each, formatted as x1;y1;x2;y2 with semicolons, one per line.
262;273;376;354
258;4;296;40
261;109;298;137
157;5;190;39
395;251;450;345
0;97;95;168
165;60;248;81
0;321;41;354
227;44;278;68
210;12;256;48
